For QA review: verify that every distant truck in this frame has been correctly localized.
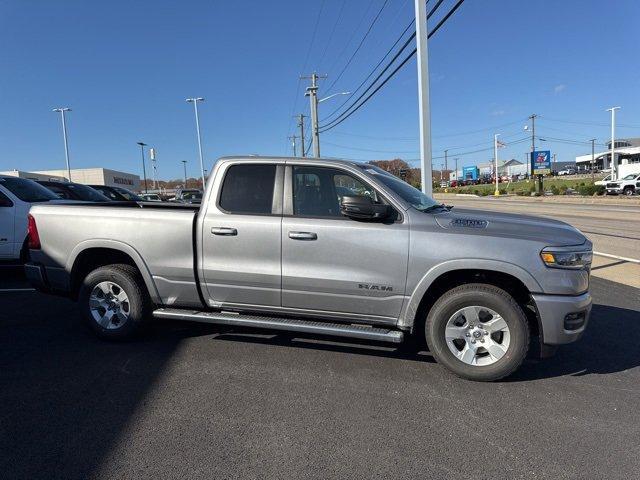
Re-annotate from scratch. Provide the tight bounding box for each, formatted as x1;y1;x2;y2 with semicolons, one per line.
462;166;479;184
25;157;593;381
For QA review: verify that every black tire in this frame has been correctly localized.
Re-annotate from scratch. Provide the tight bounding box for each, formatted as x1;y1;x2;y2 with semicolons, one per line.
623;187;634;196
425;283;530;381
78;264;151;341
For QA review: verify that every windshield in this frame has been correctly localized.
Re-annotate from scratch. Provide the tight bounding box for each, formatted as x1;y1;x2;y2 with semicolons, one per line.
0;177;58;202
113;187;143;201
66;184;111;201
357;164;439;211
622;174;637;180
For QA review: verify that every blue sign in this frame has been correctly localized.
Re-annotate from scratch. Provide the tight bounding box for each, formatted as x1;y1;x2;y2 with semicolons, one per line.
531;150;551;175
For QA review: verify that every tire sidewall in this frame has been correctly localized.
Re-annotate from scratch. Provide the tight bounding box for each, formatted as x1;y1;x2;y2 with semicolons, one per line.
426;285;529;381
79;266;147;340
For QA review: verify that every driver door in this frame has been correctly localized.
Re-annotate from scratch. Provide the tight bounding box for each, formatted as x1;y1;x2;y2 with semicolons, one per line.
281;164;409;322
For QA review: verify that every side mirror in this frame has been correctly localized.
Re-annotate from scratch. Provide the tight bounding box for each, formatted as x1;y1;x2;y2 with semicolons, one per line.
340;195;390;220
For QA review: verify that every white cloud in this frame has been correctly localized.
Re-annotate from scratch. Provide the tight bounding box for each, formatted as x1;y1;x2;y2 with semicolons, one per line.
554;84;566;94
491;109;506;116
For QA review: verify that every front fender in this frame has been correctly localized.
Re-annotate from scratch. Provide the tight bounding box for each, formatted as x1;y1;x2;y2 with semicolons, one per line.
67;239;161;304
398;259;542;329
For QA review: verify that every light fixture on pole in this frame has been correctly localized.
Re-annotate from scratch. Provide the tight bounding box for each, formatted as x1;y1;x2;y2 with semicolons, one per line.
137;142;148;193
606;106;621;180
52;107;72;181
186;97;206;189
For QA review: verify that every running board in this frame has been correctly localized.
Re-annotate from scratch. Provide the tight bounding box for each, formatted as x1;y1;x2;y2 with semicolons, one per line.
153;308;404;343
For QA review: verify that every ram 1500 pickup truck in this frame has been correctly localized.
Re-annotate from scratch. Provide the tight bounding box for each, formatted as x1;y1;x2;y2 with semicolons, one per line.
25;157;593;381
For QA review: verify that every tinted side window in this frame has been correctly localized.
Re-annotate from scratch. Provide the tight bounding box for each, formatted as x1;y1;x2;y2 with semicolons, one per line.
0;190;14;207
219;164;276;214
292;166;378;217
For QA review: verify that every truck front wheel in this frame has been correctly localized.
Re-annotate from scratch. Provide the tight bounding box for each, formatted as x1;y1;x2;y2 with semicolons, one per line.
78;264;151;340
425;283;530;381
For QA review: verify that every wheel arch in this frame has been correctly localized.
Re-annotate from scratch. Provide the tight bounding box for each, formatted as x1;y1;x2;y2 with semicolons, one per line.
68;240;160;303
400;260;543;339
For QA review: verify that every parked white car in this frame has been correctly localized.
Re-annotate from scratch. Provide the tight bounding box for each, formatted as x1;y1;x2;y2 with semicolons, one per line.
557;168;576;176
605;173;640;196
594;174;612;187
0;175;59;262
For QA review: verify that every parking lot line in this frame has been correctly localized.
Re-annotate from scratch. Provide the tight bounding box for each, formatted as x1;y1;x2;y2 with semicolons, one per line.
594;251;640;264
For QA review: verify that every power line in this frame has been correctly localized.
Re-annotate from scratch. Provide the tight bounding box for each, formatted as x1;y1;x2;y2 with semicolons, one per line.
317;0;347;71
541;116;639;129
319;0;467;133
324;0;391;95
322;0;448;124
284;1;326;152
321;18;415;122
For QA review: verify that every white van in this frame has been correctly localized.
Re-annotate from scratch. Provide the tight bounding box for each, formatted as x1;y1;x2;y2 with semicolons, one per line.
0;175;59;262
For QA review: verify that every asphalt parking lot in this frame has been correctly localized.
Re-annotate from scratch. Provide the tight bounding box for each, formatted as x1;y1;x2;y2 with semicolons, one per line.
1;265;639;479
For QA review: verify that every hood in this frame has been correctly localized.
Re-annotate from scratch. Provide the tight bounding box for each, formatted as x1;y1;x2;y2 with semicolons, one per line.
433;207;587;247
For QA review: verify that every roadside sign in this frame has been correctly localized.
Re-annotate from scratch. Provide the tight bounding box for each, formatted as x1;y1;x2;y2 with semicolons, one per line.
531;150;551;175
150;148;156;160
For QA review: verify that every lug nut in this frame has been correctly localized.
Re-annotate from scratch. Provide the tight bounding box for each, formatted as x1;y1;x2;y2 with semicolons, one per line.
465;333;471;337
471;339;476;344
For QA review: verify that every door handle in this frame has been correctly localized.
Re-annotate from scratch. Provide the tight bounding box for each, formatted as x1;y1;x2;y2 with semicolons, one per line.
288;231;317;241
211;227;238;236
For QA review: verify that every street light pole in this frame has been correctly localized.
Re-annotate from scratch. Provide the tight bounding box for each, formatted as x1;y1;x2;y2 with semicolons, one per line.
52;107;72;181
606;106;621;180
181;160;188;187
186;97;206;189
415;0;433;196
589;139;596;181
137;142;148;193
494;134;500;196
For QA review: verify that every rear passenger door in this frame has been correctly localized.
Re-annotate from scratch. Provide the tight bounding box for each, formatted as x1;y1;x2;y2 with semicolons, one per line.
200;162;283;308
281;164;409;322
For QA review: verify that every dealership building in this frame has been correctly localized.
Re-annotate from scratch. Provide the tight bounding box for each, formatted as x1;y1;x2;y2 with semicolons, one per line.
0;168;141;191
575;137;640;172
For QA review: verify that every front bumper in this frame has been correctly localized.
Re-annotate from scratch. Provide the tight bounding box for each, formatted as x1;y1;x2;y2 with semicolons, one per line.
532;291;592;345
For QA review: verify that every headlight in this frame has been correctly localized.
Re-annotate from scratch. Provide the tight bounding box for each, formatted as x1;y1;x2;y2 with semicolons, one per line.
540;249;593;270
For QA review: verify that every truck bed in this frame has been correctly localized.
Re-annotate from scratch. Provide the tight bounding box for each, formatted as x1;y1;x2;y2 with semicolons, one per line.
28;202;203;307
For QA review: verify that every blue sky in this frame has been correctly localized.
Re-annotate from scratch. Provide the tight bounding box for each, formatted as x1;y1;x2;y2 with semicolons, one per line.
1;0;638;179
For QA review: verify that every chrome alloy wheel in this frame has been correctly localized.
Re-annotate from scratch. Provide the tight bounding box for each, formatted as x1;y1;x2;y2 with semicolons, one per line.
445;306;511;366
89;281;130;330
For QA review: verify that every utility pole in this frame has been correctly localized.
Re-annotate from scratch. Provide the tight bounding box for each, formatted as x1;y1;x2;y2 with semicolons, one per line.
296;114;307;157
494;134;500;196
454;158;459;181
181;160;188;188
150;148;158;190
186;97;206;189
552;153;556;175
528;113;542;193
52;107;72;181
287;135;299;157
606;106;621;180
444;149;448;180
302;73;327;157
589;139;596;181
137;142;148;193
415;0;433;196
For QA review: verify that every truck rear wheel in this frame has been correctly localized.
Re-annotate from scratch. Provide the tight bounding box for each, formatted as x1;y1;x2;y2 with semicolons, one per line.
425;283;529;381
78;264;150;340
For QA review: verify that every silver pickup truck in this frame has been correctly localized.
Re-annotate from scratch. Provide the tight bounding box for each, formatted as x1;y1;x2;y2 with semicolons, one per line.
25;157;593;381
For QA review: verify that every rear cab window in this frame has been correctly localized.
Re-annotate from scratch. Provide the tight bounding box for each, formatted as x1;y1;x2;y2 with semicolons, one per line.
218;164;277;215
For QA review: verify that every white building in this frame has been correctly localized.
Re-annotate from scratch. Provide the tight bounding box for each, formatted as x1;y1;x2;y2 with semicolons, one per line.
575;137;640;173
0;168;141;191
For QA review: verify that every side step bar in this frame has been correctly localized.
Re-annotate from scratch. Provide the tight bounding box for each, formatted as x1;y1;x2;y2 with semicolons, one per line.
153;308;404;344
